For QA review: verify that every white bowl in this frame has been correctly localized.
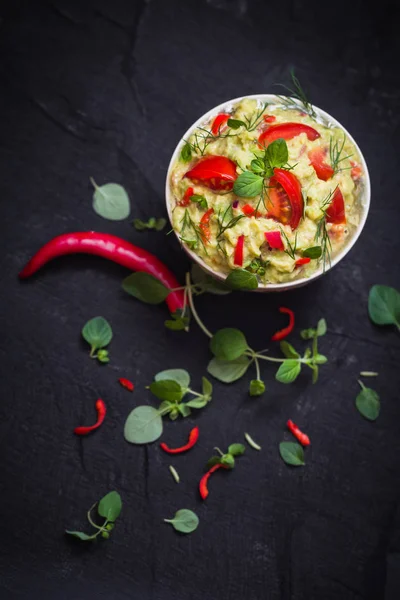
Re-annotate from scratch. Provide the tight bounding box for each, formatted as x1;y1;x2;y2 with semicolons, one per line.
165;94;371;292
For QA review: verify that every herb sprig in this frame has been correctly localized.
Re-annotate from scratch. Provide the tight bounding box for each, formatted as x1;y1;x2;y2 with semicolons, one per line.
227;101;269;132
329;136;353;175
207;443;246;470
82;317;113;363
275;69;316;118
66;491;122;541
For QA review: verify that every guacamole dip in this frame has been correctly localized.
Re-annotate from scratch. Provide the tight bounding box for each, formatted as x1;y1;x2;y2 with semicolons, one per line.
169;97;364;285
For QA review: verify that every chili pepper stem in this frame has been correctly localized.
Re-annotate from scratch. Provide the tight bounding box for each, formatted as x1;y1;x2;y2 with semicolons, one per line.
186;272;213;339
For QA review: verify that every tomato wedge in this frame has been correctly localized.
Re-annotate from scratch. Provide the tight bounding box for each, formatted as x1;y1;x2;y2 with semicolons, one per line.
241;204;262;218
308;147;334;181
199;208;214;243
350;160;362;180
258;122;320;148
295;257;311;267
211;113;230;135
267;168;304;230
185;156;237;191
264;231;284;250
234;235;245;266
326;187;346;224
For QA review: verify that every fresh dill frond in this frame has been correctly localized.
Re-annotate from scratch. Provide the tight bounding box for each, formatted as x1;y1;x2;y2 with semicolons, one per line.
275;69;316;117
280;227;298;260
314;189;336;272
217;215;246;238
242;102;269;132
183;125;238;157
180;209;209;255
329;136;353;175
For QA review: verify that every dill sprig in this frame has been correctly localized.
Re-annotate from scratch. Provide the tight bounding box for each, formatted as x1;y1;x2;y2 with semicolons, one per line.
314;189;336;271
180;209;209;255
183;125;238;157
240;101;269;132
329;136;353;175
217;214;246;237
275;69;316;117
280;227;298;260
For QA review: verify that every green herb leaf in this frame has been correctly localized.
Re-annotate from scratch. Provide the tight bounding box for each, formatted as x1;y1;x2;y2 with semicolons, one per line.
302;246;322;259
96;349;110;363
244;432;261;451
368;285;400;329
180;238;198;251
225;268;258;290
275;360;301;384
82;317;113;354
210;328;248;361
317;318;327;336
279;441;305;466
221;454;235;468
190;194;208;210
169;407;180;420
133;217;166;231
300;327;316;340
150;380;184;403
314;354;328;365
155;369;190;389
65;530;95;541
98;491;122;522
227;118;246;129
124;405;163;444
202;376;213;398
190;263;231;295
207;355;250;383
249;379;266;396
185;397;208;409
207;456;222;469
90;178;130;221
250;158;266;174
164;310;190;331
122;272;169;305
356;383;380;421
178;403;191;417
164;509;199;534
228;443;246;457
233;171;264;197
265;138;288;168
180;143;192;163
280;341;300;359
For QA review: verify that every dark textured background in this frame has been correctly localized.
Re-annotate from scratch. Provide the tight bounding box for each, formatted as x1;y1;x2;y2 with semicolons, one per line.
1;1;399;598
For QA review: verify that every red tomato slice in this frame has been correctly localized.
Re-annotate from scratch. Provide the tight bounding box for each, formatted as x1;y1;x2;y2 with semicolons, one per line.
211;113;230;135
267;168;304;230
185;156;237;191
178;186;194;207
263;115;276;123
350;160;362;180
295;257;311;267
308;148;334;181
234;235;245;266
241;204;262;218
258;123;320;148
199;208;214;243
326;187;346;224
264;231;284;250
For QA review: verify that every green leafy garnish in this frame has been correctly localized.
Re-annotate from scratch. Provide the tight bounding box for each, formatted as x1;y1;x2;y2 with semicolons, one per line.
210;328;248;361
124;405;163;444
207;443;246;470
207;356;251;383
355;380;380;421
90;178;130;221
276;69;316;118
122;272;170;304
148;369;212;419
165;310;190;331
275;360;301;383
66;491;122;542
368;285;400;331
249;379;265;396
233;172;264;197
164;509;199;534
155;368;190;388
82;316;113;362
180;143;192;162
329;135;353;175
279;442;305;466
244;432;261;451
227;118;246;129
190;194;208;210
225;269;258;290
302;246;322;259
133;217;166;231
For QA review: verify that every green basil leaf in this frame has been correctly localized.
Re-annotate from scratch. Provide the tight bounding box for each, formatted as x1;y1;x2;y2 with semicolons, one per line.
249;379;266;396
317;318;327;336
122;272;170;305
190;194;208;210
225;268;258;290
368;285;400;328
98;491;122;522
233;171;264;198
302;246;322;259
82;317;113;352
178;403;191;417
356;385;380;421
202;376;213;398
149;380;184;403
275;360;301;384
265;138;288;168
207;355;250;383
314;354;328;365
124;405;163;444
90;179;130;221
185;397;208;409
221;454;235;468
180;143;192;163
164;509;199;534
279;441;305;466
210;328;248;361
227;118;246;129
280;341;300;359
155;369;190;389
228;443;246;457
65;530;94;541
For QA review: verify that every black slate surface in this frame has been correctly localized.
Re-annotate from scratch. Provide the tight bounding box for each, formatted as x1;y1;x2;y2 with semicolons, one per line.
1;1;399;599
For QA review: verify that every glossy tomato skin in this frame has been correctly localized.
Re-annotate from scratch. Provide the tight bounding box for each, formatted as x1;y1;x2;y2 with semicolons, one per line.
258;122;320;147
264;231;284;250
308;147;334;181
185;156;237;191
326;187;346;224
267;168;304;230
211;113;230;135
199;207;214;242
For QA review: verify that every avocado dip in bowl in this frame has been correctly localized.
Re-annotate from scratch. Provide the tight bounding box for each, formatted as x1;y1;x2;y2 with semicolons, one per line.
165;94;370;291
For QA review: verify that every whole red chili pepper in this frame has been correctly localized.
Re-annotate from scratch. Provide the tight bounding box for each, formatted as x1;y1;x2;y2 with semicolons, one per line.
295;257;311;267
18;232;184;314
74;399;106;436
160;426;199;454
119;377;134;392
287;419;310;446
271;307;295;341
199;463;225;500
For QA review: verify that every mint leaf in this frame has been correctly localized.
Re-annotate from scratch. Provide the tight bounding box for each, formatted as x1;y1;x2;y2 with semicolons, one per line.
279;441;305;466
225;268;258;290
233;171;264;197
368;285;400;329
90;179;130;221
210;328;248;361
275;360;301;383
122;272;169;305
207;355;250;383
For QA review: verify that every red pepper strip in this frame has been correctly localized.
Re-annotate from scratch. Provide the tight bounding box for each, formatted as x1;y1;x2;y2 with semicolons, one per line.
234;234;245;267
160;426;199;454
199;463;226;500
178;186;194;207
258;122;320;147
199;208;214;243
271;307;295;341
295;257;311;267
264;231;284;250
287;419;310;446
241;204;262;218
18;232;185;314
74;399;106;436
211;113;230;135
119;377;134;392
185;156;238;191
263;115;276;123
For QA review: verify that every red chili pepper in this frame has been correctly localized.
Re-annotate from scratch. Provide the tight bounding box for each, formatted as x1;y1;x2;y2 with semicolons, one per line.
295;257;311;267
308;147;334;181
199;463;225;500
258;122;320;147
74;399;106;436
18;232;184;314
185;156;237;191
119;377;134;392
234;234;245;267
211;113;230;135
178;186;194;207
199;207;214;243
264;230;284;250
271;307;295;341
263;115;276;123
287;419;310;446
160;426;199;454
326;187;346;224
